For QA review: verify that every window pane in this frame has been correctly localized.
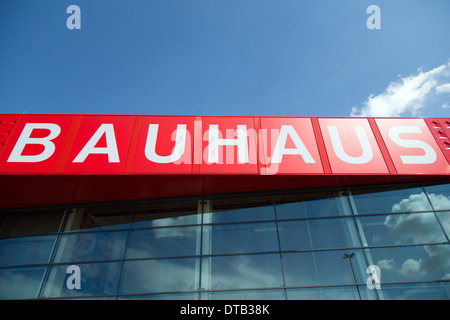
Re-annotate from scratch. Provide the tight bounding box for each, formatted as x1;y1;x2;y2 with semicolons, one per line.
275;191;350;219
436;211;450;239
0;235;57;267
278;220;311;251
119;292;199;300
132;200;199;228
287;286;377;300
283;249;367;287
205;206;275;223
278;218;360;251
368;245;450;283
201;289;285;300
202;222;278;255
40;262;122;298
52;231;128;263
0;208;65;237
126;226;200;259
119;258;199;295
358;212;447;246
425;183;450;210
379;282;450;300
201;253;283;291
350;186;432;214
0;266;47;300
206;195;275;223
63;205;133;232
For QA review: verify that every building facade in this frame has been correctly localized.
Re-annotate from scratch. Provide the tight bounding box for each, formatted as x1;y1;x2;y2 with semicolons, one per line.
0;114;449;300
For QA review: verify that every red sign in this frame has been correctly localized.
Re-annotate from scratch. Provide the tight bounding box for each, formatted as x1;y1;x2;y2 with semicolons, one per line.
0;114;449;176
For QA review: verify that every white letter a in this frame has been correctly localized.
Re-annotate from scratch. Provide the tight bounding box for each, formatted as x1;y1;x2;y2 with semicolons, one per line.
73;124;120;163
67;5;81;30
66;265;81;290
366;5;381;30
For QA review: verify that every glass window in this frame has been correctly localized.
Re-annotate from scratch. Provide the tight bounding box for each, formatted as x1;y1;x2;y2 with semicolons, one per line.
40;262;122;298
63;205;133;232
119;257;199;295
133;211;199;228
278;218;360;251
118;292;199;300
0;208;65;237
204;205;275;223
286;285;378;300
282;249;367;287
357;212;447;246
132;200;200;228
200;289;285;300
52;231;128;263
0;266;47;300
424;183;450;210
368;244;450;283
275;191;350;219
202;222;279;255
201;253;283;291
436;211;450;239
0;235;57;267
350;186;432;214
378;282;450;300
126;226;201;259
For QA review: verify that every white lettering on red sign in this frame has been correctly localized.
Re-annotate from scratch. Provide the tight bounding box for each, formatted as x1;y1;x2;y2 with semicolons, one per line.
1;116;448;175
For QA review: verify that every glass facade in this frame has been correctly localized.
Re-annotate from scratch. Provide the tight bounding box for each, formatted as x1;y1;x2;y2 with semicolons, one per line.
0;181;449;300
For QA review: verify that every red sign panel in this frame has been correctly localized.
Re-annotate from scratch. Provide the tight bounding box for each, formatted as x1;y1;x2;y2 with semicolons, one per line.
376;118;450;174
260;117;323;175
319;118;389;174
132;116;195;174
199;116;258;174
62;115;135;173
0;115;74;173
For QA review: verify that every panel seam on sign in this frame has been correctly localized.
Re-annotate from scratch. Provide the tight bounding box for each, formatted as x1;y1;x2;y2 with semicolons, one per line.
253;116;262;175
54;115;82;173
192;116;202;174
368;118;397;174
124;116;142;173
311;117;331;174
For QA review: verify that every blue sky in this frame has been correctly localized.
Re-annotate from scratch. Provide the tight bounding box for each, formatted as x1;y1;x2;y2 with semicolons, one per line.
1;0;449;117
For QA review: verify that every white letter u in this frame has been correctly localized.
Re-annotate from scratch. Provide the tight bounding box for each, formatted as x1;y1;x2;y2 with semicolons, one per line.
328;126;373;164
145;124;187;163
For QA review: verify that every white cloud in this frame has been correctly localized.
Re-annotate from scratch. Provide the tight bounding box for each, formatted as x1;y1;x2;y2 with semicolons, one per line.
351;61;450;117
377;258;396;271
436;83;450;94
427;193;450;210
391;192;432;213
399;258;425;279
384;212;444;244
